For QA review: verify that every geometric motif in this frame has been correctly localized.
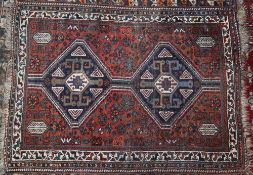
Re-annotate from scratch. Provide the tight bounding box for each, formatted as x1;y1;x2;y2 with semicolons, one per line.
68;109;84;119
141;70;154;79
133;43;208;128
198;124;219;136
27;121;48;135
71;46;86;56
28;40;111;127
6;3;245;174
179;89;193;98
196;37;216;48
65;72;89;92
90;68;104;78
38;40;222;129
140;89;153;98
154;74;178;94
52;67;65;77
179;70;193;79
33;32;51;44
90;88;103;98
51;86;64;97
158;48;173;58
159;111;174;121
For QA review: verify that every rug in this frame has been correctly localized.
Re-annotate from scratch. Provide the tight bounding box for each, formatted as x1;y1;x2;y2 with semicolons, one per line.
0;0;252;174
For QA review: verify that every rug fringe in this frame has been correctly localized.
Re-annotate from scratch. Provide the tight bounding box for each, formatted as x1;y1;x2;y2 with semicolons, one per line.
0;1;14;175
237;0;253;173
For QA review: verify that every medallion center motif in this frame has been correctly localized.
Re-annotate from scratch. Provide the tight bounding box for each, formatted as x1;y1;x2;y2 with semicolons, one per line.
66;72;89;92
155;74;178;94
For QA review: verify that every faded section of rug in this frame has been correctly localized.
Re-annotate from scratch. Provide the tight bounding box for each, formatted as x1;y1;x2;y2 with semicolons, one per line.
0;0;252;174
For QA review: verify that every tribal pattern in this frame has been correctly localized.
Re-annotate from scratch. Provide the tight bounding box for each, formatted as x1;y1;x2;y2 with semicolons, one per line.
3;0;246;174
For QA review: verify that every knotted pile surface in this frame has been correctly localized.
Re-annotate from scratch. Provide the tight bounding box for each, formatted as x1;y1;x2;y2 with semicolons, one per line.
1;0;253;174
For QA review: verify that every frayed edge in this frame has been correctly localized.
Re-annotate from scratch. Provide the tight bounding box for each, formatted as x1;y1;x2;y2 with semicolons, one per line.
0;64;12;175
237;0;253;173
237;0;250;58
241;64;253;175
0;1;15;175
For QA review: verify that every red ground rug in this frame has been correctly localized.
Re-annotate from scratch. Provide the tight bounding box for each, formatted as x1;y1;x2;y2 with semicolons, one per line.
0;0;253;174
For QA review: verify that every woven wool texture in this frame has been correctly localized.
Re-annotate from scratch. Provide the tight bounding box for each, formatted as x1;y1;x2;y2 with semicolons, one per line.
0;0;253;174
